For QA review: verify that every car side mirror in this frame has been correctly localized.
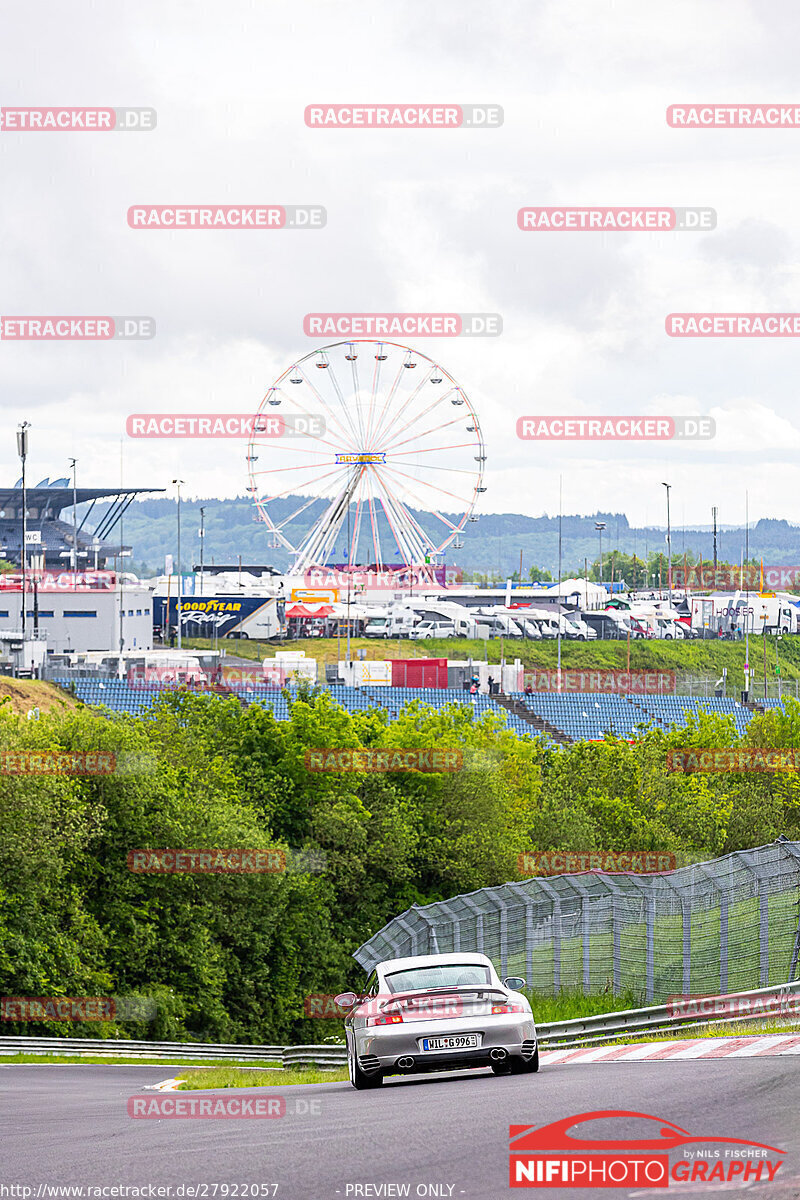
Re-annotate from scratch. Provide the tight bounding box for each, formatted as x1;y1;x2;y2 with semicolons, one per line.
503;977;527;991
333;992;358;1009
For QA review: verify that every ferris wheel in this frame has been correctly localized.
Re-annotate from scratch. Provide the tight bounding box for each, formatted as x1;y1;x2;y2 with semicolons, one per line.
246;340;486;571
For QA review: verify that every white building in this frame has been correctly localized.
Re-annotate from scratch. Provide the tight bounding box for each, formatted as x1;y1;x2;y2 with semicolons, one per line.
0;575;152;655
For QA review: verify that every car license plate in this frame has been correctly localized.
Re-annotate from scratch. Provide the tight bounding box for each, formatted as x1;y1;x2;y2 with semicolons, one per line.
421;1034;479;1051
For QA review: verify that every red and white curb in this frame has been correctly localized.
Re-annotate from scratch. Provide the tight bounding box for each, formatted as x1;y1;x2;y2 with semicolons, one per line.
543;1033;800;1064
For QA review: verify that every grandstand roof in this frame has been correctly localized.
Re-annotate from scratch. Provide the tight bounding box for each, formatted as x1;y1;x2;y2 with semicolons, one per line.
0;485;164;513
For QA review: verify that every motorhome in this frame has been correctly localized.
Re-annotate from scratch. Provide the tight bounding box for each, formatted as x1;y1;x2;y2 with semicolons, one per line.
473;609;526;638
404;600;483;638
363;609;418;638
581;611;628;640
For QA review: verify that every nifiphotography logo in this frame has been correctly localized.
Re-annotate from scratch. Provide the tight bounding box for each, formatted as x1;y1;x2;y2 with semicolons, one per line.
508;1110;785;1188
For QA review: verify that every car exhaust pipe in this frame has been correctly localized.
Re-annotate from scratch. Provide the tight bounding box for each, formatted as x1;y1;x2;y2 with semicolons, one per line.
397;1056;415;1070
489;1048;507;1062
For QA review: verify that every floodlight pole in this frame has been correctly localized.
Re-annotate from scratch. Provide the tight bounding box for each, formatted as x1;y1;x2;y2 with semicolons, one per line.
594;521;606;585
557;476;563;689
199;506;205;597
17;423;29;640
662;482;672;606
173;480;185;648
69;458;78;589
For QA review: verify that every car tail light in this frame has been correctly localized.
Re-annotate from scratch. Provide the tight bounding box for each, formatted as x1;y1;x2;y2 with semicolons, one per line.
365;1012;403;1027
491;1002;526;1015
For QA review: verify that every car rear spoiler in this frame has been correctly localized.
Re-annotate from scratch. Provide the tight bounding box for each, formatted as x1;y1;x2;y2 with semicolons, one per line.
379;985;511;1010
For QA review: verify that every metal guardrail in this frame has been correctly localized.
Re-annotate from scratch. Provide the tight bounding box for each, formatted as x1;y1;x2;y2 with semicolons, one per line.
282;1046;347;1068
0;1037;284;1062
536;980;800;1050
2;980;798;1065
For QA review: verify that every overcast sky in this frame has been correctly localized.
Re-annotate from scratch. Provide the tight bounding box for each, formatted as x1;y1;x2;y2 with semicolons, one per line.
3;0;800;541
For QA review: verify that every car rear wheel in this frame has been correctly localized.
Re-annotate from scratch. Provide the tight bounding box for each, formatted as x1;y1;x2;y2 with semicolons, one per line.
348;1048;383;1090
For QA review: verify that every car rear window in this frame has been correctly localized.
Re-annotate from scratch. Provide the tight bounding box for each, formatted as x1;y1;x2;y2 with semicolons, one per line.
383;964;492;993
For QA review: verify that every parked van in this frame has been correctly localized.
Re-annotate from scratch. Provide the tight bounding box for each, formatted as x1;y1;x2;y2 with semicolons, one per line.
581;612;628;640
562;614;596;640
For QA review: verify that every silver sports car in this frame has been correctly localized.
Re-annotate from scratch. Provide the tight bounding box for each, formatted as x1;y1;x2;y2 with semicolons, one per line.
336;951;539;1089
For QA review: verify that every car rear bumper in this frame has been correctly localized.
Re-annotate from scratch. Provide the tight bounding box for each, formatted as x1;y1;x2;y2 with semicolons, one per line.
353;1016;537;1074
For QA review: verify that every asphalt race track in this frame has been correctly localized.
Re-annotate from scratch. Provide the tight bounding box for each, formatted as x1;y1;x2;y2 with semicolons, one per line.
2;1061;799;1200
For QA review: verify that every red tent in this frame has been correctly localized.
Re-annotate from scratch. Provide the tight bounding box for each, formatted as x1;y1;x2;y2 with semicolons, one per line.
286;603;333;619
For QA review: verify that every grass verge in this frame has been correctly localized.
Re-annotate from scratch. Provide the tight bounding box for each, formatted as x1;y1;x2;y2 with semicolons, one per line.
182;634;800;694
178;1065;348;1089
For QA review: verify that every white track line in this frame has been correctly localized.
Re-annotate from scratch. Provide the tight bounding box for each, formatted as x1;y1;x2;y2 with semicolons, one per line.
723;1035;796;1056
543;1034;800;1064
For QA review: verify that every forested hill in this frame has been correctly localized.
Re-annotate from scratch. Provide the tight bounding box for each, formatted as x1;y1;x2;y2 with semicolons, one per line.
92;495;800;579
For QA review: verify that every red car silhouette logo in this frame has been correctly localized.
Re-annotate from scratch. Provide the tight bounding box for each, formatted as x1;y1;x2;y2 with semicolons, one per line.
510;1109;784;1154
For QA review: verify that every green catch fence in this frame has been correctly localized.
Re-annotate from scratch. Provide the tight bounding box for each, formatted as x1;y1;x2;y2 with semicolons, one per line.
354;841;800;1002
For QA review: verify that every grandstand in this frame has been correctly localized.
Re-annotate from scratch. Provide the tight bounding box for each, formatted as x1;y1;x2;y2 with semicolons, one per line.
51;677;773;744
0;481;163;569
51;678;546;739
517;691;756;740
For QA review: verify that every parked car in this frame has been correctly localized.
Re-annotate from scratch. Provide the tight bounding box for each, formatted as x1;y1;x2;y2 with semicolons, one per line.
408;620;457;641
337;952;539;1089
655;617;685;640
